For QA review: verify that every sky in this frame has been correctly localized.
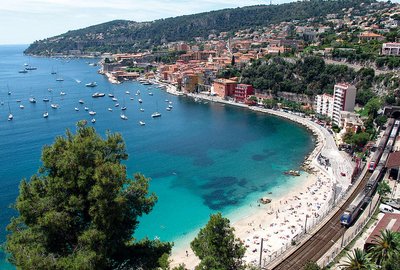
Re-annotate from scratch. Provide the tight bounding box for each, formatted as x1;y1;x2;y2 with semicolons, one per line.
0;0;296;45
1;0;398;45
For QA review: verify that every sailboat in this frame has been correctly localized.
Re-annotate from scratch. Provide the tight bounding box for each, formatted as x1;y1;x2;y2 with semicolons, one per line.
50;66;57;75
43;103;49;118
50;93;59;109
151;102;161;118
7;103;13;121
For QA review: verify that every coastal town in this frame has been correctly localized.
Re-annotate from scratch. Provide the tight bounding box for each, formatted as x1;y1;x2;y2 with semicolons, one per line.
2;1;400;270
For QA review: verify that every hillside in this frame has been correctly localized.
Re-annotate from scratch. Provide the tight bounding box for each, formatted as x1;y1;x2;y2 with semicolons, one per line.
25;0;376;55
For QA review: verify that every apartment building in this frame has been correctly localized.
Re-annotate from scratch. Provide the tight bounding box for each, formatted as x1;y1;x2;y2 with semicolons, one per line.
382;42;400;56
315;93;334;118
332;83;357;127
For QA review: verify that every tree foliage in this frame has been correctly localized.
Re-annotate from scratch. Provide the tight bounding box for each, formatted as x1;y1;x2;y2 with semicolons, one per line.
190;213;246;270
5;124;171;269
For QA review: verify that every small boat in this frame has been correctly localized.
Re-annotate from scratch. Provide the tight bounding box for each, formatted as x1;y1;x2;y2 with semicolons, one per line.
139;121;145;126
50;103;59;109
125;91;130;94
148;92;153;96
92;92;105;98
19;104;24;109
151;112;161;118
29;97;36;103
19;70;28;73
121;106;127;111
43;97;50;102
85;82;97;87
84;107;89;111
89;110;96;116
74;107;79;111
75;79;81;83
43;111;49;118
258;197;272;204
79;99;84;104
136;90;141;95
140;108;144;112
120;114;128;120
16;99;21;103
165;99;169;102
284;170;301;176
168;104;173;109
25;66;37;70
91;118;96;123
112;97;118;102
169;101;173;104
8;91;11;95
108;93;114;97
8;113;13;121
166;107;171;111
115;103;120;107
60;91;66;96
56;77;64;82
108;108;113;112
138;99;143;103
130;97;134;100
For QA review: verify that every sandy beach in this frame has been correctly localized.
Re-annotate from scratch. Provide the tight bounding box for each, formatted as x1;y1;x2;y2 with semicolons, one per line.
155;82;355;269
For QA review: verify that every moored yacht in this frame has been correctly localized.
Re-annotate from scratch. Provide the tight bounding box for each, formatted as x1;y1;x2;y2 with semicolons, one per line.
120;114;128;120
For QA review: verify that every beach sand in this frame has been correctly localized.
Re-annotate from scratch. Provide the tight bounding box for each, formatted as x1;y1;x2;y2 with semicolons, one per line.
157;83;354;269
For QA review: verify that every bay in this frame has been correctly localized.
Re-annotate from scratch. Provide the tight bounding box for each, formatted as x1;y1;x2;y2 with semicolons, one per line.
0;45;313;268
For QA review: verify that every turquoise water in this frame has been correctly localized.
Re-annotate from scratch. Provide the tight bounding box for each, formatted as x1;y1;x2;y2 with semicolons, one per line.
0;45;314;268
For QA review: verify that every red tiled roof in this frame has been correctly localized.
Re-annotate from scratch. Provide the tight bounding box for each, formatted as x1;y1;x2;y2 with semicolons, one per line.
386;151;400;168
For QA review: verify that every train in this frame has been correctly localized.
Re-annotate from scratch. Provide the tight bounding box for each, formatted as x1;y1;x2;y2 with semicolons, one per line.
368;118;396;171
340;119;399;227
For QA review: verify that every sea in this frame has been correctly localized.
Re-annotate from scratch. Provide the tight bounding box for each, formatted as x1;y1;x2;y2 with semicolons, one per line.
0;45;314;268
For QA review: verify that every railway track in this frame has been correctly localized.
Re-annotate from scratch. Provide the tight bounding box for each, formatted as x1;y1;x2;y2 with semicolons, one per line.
272;171;372;269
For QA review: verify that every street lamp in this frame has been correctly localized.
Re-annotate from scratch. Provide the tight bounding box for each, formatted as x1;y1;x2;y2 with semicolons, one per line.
259;238;266;268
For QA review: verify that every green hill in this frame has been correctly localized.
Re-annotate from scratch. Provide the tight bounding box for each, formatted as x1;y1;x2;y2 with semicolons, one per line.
25;0;376;55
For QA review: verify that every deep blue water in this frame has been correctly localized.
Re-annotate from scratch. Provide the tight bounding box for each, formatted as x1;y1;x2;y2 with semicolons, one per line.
0;45;313;268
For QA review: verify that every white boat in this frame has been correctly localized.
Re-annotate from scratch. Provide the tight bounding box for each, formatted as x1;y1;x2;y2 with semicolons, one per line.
120;114;128;120
19;104;24;109
165;99;169;102
91;118;96;123
108;93;114;97
75;79;81;83
108;108;113;112
138;99;143;103
8;91;11;95
84;107;89;111
148;92;153;96
121;106;127;111
85;82;97;87
29;97;36;103
115;103;119;107
79;99;84;104
140;108;144;112
74;107;79;111
16;99;21;103
166;107;171;111
7;103;13;121
60;91;66;96
130;97;134;100
56;77;64;82
43;111;49;118
112;97;118;102
139;121;145;126
136;90;141;95
50;103;59;109
92;92;105;98
89;110;96;116
25;66;37;70
43;98;49;102
151;112;161;118
125;91;130;94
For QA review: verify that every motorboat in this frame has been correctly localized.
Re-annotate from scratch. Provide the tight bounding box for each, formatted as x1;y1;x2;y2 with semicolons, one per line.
148;92;153;96
91;118;96;123
108;108;113;112
121;106;127;111
120;114;128;120
84;107;89;111
19;70;28;73
139;121;145;126
85;82;97;87
151;112;161;118
89;110;96;116
8;113;13;121
115;103;119;107
79;99;84;104
125;91;130;94
74;107;79;111
43;97;50;102
29;97;36;103
43;111;49;118
140;108;144;112
50;103;59;109
138;99;143;103
60;91;66;96
92;92;105;98
108;93;114;97
19;104;24;109
112;97;118;102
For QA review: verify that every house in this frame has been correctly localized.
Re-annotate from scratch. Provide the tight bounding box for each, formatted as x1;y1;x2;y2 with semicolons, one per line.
382;42;400;56
234;84;254;102
212;79;237;98
364;213;400;251
359;31;384;42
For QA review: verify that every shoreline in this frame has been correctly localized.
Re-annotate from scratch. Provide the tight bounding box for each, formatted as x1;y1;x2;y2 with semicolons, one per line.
151;81;355;268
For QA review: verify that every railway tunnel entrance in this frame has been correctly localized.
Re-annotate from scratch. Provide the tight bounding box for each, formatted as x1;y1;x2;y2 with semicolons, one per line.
384;106;400;119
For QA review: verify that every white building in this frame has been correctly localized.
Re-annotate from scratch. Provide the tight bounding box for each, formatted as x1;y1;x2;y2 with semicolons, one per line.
333;83;357;127
382;42;400;56
315;93;334;118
